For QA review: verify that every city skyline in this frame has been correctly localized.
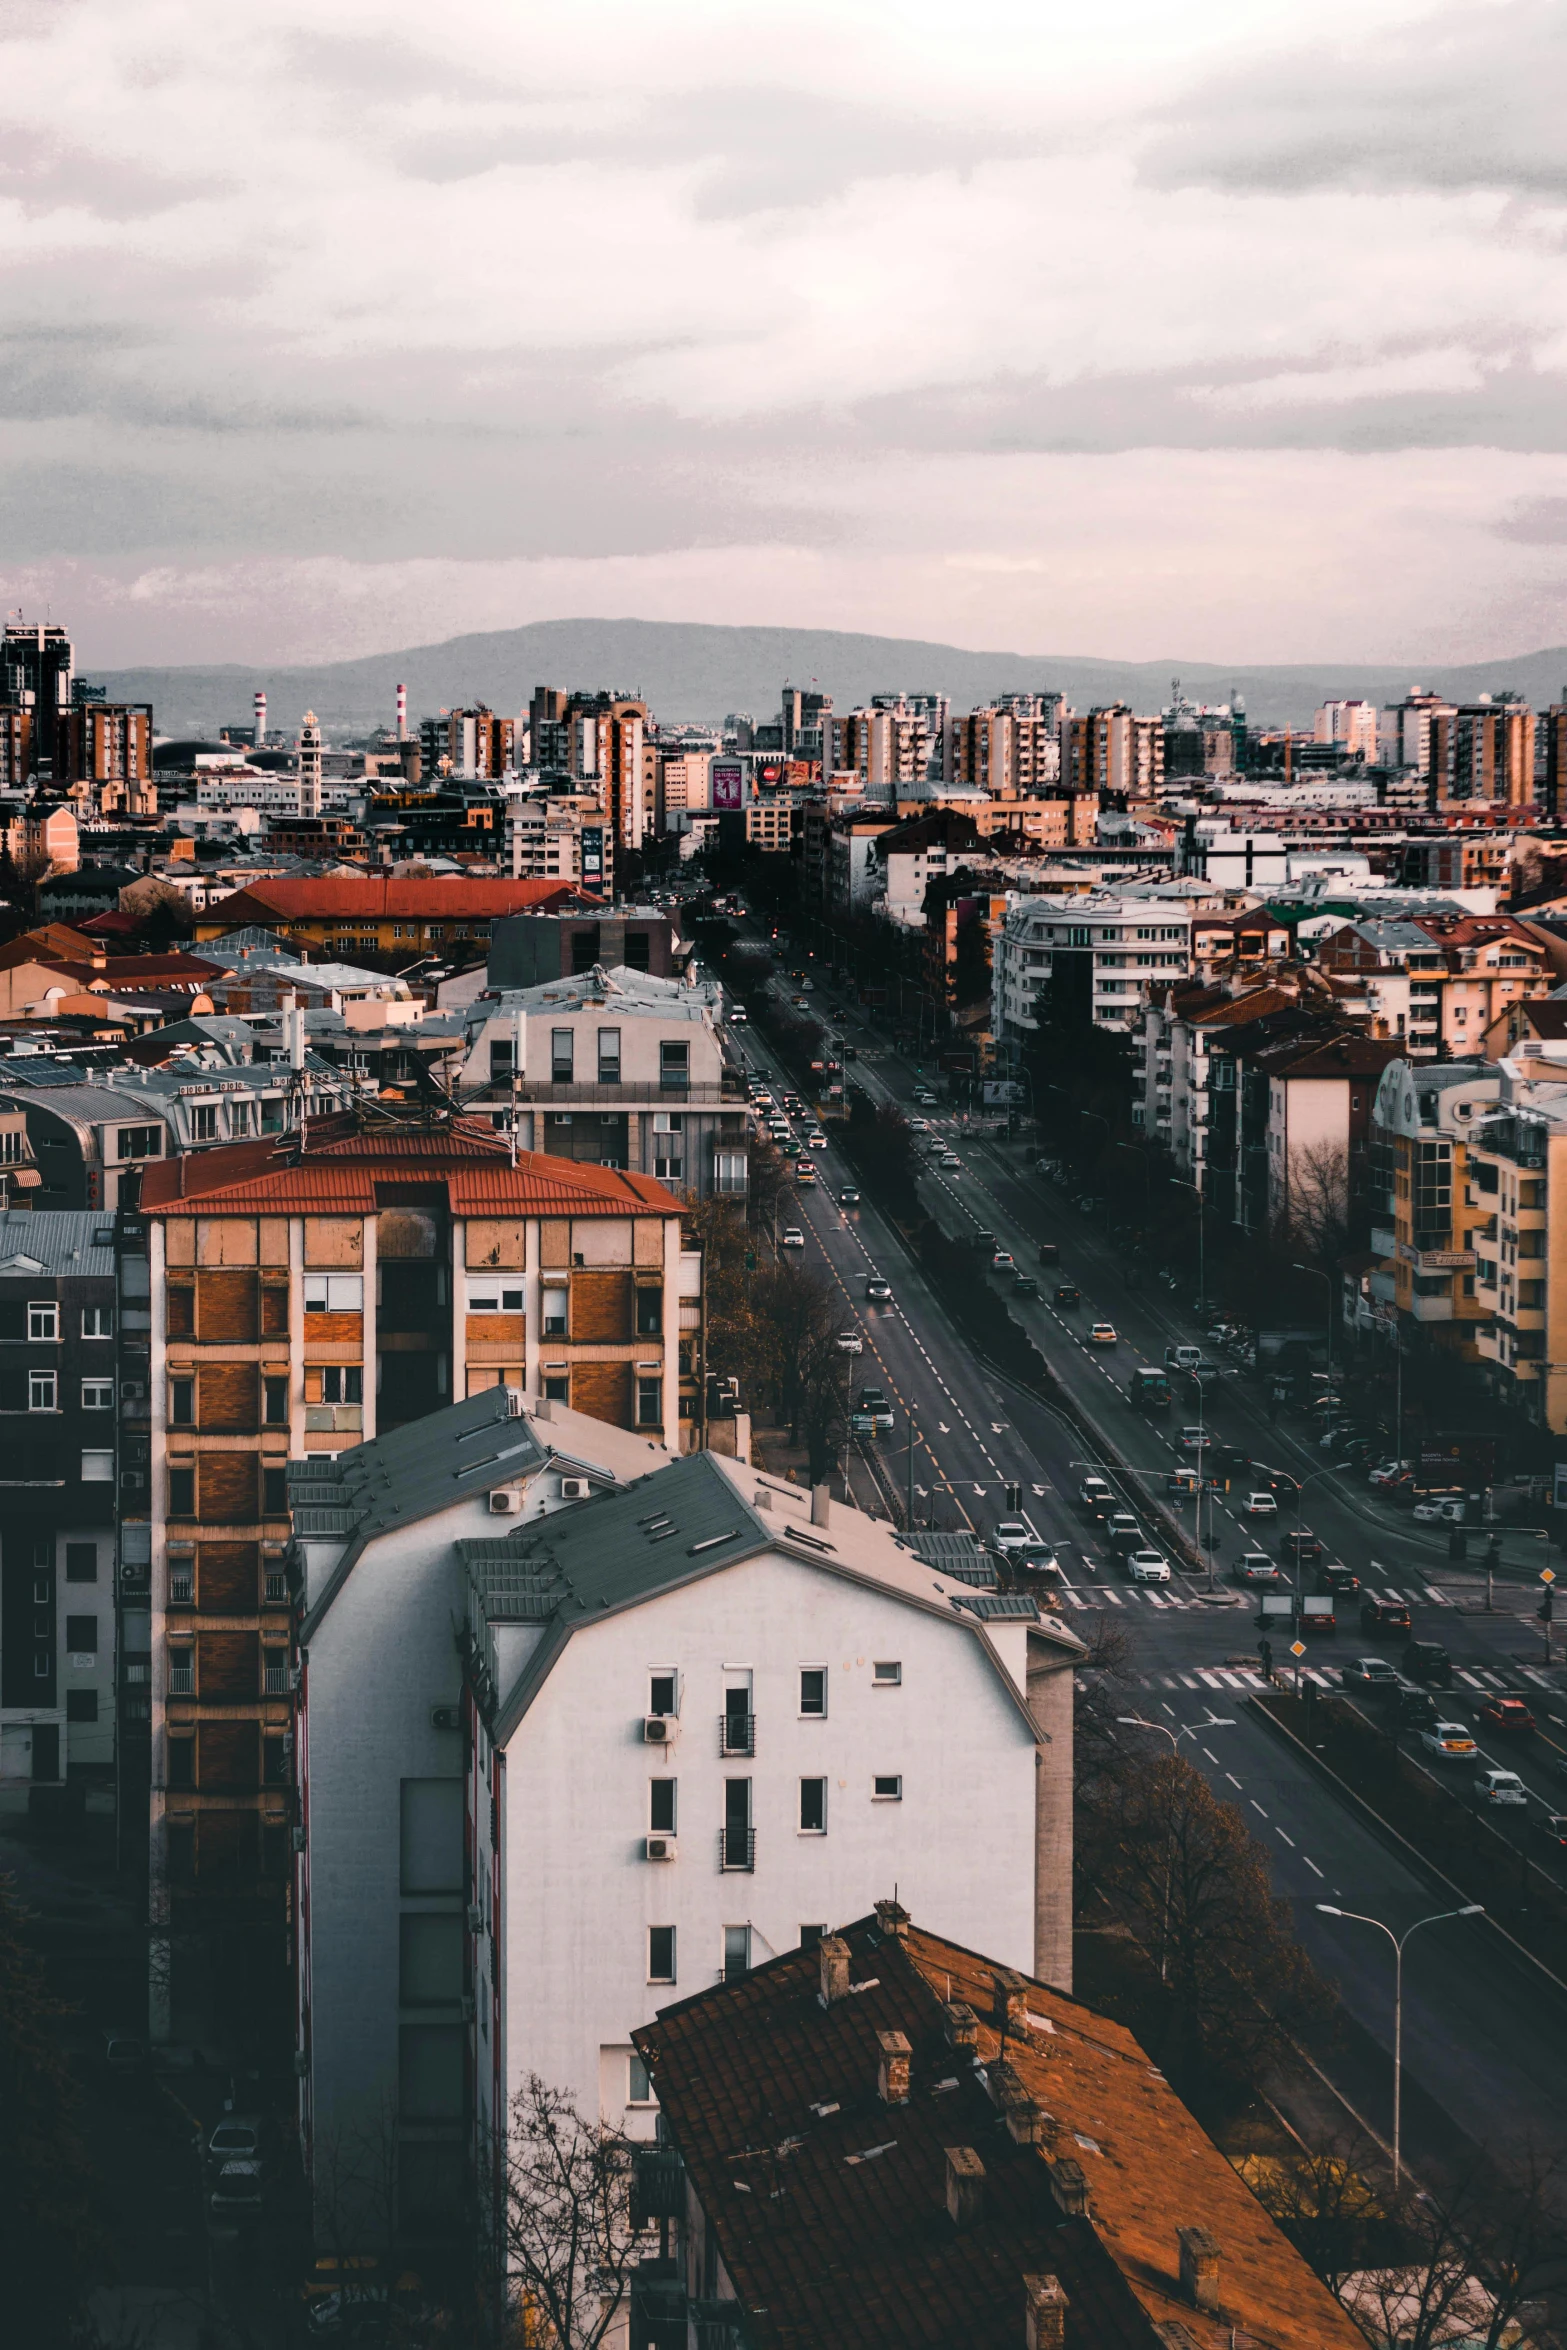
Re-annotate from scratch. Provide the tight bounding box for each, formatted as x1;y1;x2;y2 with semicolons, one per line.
3;0;1567;667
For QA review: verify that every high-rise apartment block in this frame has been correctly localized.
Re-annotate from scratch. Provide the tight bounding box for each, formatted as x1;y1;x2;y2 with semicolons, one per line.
1432;697;1535;809
1314;698;1379;760
1060;705;1163;800
418;706;516;782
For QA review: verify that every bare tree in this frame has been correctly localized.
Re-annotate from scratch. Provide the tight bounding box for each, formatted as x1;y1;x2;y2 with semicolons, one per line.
501;2076;639;2350
1284;1139;1352;1266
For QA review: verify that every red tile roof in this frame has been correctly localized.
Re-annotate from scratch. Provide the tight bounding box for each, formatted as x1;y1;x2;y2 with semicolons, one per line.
139;1114;682;1216
637;1916;1363;2350
200;878;593;926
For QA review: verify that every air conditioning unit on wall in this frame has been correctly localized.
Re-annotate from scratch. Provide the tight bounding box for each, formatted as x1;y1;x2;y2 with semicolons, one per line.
644;1836;677;1862
488;1487;522;1515
560;1476;590;1500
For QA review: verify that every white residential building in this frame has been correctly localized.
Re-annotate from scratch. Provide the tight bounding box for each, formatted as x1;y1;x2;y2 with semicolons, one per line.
292;1388;1082;2238
993;892;1196;1039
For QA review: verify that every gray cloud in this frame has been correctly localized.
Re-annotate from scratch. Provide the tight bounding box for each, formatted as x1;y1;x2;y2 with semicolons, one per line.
1142;0;1567;200
1495;496;1567;543
0;125;227;218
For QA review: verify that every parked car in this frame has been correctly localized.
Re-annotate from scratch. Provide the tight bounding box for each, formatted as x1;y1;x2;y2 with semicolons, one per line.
1402;1640;1453;1688
781;1226;805;1248
1164;1345;1202;1373
1242;1491;1278;1519
204;2113;275;2184
865;1275;893;1301
1412;1496;1466;1526
1478;1766;1528;1807
1088;1322;1118;1346
1128;1549;1172;1583
208;2159;267;2229
1360;1595;1412;1635
1478;1696;1535;1740
1343;1656;1400;1689
1368;1459;1411;1487
1420;1721;1478;1760
1055;1284;1080;1307
835;1329;863;1355
101;2027;149;2077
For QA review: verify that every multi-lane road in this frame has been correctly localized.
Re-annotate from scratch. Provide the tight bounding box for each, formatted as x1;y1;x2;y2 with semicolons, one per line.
732;961;1567;2178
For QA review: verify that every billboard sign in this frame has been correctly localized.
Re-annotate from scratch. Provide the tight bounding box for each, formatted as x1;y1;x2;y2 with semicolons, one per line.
982;1081;1023;1106
710;761;745;811
579;826;605;884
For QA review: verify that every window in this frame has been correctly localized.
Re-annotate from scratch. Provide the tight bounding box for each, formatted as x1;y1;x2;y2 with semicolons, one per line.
169;1465;195;1515
659;1041;690;1088
264;1377;289;1424
81;1305;113;1339
263;1466;288;1514
66;1690;98;1723
799;1924;826;1951
115;1126;162;1162
169;1652;195;1695
628;2052;654;2104
649;1779;677;1835
263;1736;288;1785
488;1039;514;1082
65;1543;96;1583
170;1379;194;1425
873;1774;903;1800
304;1273;363;1312
722;1925;751;1982
28;1300;58;1342
65;1614;97;1651
467;1280;525;1313
551;1028;574;1083
29;1369;56;1411
542;1285;568;1337
637;1379;662;1428
81;1378;113;1411
229;1100;253;1138
649;1672;678;1718
799;1777;827;1834
189;1104;219;1142
597;1028;621;1084
799;1668;826;1718
81;1450;113;1482
544;1374;569;1404
321;1366;362;1405
648;1925;676;1983
872;1660;902;1686
167;1734;195;1786
635;1287;663;1337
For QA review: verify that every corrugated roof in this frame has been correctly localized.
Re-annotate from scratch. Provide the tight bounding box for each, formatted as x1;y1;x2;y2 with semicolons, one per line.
0;1208;117;1276
897;1530;997;1587
205;877;588;924
636;1916;1365;2350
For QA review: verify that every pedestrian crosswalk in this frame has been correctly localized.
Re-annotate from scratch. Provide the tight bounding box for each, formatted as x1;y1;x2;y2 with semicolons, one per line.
1057;1576;1460;1612
1119;1662;1565;1695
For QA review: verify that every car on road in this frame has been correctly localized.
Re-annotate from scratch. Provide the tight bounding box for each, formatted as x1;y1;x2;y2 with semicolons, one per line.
1392;1683;1441;1730
1164;1344;1202;1373
1106;1511;1143;1552
1478;1766;1528;1807
1088;1321;1118;1346
1013;1275;1040;1298
780;1137;802;1156
807;1130;828;1149
1237;1554;1282;1585
993;1521;1034;1554
781;1226;805;1248
839;1187;861;1205
204;2113;275;2184
991;1249;1016;1270
1077;1475;1115;1517
835;1330;863;1355
1368;1459;1411;1486
1055;1283;1080;1307
1013;1542;1061;1578
1412;1496;1466;1525
939;1152;962;1170
1421;1720;1478;1760
909;1118;930;1132
1281;1529;1326;1565
208;2158;267;2229
1537;1813;1567;1848
854;1386;894;1432
914;1088;937;1105
1402;1639;1452;1688
1478;1696;1535;1740
1343;1655;1401;1689
1317;1562;1361;1598
1360;1595;1412;1634
1242;1490;1278;1518
865;1275;892;1301
1128;1549;1172;1583
1179;1426;1211;1453
790;993;808;1006
795;1160;817;1183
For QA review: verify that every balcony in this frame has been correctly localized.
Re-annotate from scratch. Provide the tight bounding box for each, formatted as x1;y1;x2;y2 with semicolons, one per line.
168;1569;194;1604
169;1659;194;1696
264;1572;289;1604
305;1404;363;1433
465;1078;741;1106
719;1712;755;1757
718;1826;755;1872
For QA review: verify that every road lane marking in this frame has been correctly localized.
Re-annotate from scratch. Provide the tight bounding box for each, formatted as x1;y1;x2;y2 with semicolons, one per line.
1250;1800;1268;1817
1276;1828;1295;1847
1303;1855;1323;1877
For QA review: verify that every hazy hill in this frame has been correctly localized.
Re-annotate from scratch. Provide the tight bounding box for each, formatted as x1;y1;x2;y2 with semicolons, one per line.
82;616;1567;742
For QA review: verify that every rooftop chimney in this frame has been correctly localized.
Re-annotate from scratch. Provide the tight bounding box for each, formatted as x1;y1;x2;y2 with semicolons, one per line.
810;1482;831;1528
1047;2157;1089;2218
1178;2226;1222;2313
992;1967;1031;2030
943;2001;979;2052
945;2146;985;2231
1023;2275;1069;2350
873;1898;909;1940
991;2064;1046;2145
876;2031;911;2105
818;1934;850;2006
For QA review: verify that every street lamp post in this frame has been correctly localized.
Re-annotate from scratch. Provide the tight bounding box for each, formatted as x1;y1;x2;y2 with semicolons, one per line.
1118;1712;1236;1977
1171;1177;1206;1318
1315;1903;1483;2184
1293;1261;1335;1389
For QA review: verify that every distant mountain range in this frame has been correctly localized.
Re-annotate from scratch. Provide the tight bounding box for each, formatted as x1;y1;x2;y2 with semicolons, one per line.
81;616;1567;742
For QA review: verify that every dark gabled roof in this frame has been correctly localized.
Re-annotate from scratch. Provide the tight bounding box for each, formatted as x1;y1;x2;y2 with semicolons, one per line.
897;1530;997;1587
636;1915;1365;2350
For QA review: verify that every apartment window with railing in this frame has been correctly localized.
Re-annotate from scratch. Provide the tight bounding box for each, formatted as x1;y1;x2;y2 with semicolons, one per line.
28;1368;56;1411
262;1652;290;1696
169;1652;195;1696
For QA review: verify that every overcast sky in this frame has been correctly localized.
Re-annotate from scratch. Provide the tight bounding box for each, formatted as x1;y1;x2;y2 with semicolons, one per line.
3;0;1566;667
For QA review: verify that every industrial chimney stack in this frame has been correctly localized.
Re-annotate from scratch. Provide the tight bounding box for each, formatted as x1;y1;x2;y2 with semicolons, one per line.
254;688;267;744
396;681;407;741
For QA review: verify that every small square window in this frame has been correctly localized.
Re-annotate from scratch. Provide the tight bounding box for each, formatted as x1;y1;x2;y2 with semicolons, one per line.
81;1305;114;1339
799;1924;827;1951
649;1673;677;1718
544;1375;569;1404
81;1450;113;1483
28;1300;59;1342
873;1774;903;1800
648;1925;675;1984
65;1614;97;1652
170;1379;194;1426
169;1465;196;1516
65;1543;97;1583
798;1777;827;1834
872;1661;902;1686
66;1690;98;1723
799;1668;826;1718
81;1378;113;1411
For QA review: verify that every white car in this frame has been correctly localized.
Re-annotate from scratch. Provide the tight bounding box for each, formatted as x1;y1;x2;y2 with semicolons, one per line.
1420;1721;1477;1760
807;1131;828;1149
993;1521;1033;1553
781;1226;805;1249
940;1152;962;1170
1128;1549;1172;1583
909;1118;930;1132
991;1250;1016;1271
1179;1427;1211;1453
1478;1766;1527;1806
835;1330;863;1355
1413;1497;1465;1525
1243;1491;1278;1518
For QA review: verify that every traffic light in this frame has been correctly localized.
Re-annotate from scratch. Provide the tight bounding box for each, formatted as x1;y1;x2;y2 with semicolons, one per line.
1540;1588;1554;1623
1005;1482;1021;1513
